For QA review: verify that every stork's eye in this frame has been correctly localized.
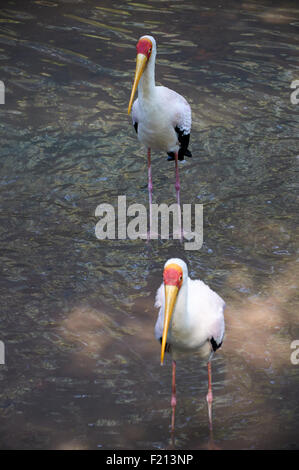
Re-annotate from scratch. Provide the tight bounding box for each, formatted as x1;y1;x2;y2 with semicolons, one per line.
148;47;152;53
179;275;183;282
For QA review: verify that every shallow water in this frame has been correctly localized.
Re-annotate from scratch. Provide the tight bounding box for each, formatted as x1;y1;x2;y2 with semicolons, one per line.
0;0;298;450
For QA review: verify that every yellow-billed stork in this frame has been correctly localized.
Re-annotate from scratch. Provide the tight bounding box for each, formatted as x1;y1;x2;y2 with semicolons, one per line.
128;35;192;208
154;258;225;433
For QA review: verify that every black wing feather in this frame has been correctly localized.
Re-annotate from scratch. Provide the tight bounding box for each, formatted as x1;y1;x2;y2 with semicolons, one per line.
167;126;192;161
210;337;222;352
159;337;172;353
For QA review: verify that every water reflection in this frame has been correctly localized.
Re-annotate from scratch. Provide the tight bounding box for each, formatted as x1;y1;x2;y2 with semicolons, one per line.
0;0;298;450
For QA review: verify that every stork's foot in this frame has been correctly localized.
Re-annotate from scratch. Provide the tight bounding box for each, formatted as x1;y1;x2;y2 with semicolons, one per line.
207;438;221;451
199;434;221;451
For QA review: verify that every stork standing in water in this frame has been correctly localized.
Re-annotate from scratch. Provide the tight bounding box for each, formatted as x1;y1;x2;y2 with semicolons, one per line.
128;35;192;216
155;258;225;434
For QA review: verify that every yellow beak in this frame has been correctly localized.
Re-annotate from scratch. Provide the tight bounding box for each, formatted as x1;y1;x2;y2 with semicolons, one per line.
160;285;179;365
128;53;148;115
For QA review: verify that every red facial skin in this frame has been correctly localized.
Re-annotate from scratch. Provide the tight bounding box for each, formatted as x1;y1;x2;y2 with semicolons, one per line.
163;264;183;289
136;38;152;60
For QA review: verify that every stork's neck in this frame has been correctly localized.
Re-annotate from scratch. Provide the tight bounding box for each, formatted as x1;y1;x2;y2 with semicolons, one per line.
138;54;156;101
172;279;189;330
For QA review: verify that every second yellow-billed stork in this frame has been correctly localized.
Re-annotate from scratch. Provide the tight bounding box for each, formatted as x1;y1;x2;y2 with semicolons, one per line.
128;35;192;208
154;258;225;434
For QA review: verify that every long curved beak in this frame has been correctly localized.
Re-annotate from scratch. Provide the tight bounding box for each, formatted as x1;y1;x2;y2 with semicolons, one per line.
128;53;147;115
160;285;178;365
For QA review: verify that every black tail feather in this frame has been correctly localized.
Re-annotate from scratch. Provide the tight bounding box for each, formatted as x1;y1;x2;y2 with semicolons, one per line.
167;127;192;161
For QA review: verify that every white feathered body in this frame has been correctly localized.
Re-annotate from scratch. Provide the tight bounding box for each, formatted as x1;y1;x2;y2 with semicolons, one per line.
155;276;225;361
132;86;191;153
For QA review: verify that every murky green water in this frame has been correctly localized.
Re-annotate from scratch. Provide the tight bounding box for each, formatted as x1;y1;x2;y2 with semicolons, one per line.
0;0;298;450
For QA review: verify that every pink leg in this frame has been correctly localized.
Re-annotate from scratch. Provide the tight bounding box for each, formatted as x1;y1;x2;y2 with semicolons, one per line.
171;360;176;433
147;148;153;239
147;148;153;206
174;151;180;206
206;361;213;431
174;152;182;241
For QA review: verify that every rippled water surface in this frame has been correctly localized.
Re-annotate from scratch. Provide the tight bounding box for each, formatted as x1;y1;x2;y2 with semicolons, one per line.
0;0;298;450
